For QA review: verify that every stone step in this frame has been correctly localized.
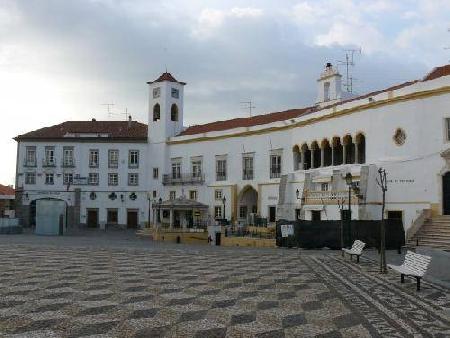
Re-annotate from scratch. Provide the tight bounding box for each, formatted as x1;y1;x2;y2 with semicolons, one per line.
414;232;450;239
409;238;450;247
421;225;450;231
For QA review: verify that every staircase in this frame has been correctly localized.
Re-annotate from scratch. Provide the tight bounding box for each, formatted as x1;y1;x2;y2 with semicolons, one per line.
408;215;450;250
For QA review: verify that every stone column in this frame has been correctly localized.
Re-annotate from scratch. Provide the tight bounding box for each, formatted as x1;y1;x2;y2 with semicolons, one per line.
343;144;347;164
169;209;174;229
331;145;335;166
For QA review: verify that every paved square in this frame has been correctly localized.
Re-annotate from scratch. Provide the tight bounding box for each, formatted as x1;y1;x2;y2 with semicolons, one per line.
0;233;449;337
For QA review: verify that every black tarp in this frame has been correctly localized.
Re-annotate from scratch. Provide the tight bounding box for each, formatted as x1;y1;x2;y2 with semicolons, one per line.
276;219;404;250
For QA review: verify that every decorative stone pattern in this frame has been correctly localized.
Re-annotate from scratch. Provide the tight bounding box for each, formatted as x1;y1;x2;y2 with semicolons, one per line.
0;243;449;337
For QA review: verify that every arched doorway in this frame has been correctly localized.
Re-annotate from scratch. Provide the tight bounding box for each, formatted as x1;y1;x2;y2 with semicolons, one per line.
443;172;450;214
238;185;258;225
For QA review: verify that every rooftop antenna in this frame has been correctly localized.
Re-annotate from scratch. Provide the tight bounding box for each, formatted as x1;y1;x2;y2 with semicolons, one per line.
445;28;450;61
338;48;362;93
122;107;130;121
240;100;256;118
101;103;115;118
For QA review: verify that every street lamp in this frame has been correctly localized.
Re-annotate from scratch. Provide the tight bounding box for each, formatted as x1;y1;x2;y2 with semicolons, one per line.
222;195;226;220
345;173;353;245
157;197;162;224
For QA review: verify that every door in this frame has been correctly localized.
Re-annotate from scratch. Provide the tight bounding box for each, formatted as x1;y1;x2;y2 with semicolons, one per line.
443;172;450;215
87;209;98;228
127;210;138;229
311;210;321;221
215;232;221;246
269;206;276;223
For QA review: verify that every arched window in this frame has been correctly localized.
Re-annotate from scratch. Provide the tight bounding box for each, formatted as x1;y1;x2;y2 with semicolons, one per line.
356;133;366;164
293;145;300;170
153;103;160;122
332;137;343;165
343;135;355;164
322;139;332;167
311;141;321;168
301;144;311;170
171;104;178;121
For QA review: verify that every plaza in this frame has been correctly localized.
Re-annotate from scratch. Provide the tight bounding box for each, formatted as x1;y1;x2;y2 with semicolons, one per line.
0;232;449;337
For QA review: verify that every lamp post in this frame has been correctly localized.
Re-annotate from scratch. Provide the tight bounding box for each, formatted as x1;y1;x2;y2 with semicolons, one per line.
222;195;226;220
345;173;353;245
338;198;345;255
157;197;162;226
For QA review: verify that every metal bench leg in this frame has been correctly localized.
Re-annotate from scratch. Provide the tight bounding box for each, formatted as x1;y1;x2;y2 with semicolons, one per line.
356;255;360;263
416;277;421;291
401;274;404;283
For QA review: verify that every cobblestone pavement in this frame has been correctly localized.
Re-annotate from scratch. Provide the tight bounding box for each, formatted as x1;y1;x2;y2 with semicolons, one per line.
0;236;449;337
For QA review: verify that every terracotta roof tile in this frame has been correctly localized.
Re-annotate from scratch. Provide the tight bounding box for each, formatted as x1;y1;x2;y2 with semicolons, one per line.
0;184;14;196
147;72;186;85
422;64;450;81
15;120;147;141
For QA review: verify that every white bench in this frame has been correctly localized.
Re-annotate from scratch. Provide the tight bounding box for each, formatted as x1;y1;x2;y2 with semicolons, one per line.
387;251;431;291
342;240;366;263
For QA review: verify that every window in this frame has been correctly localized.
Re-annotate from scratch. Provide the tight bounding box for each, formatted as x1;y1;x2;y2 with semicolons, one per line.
171;162;181;179
153;87;161;98
215;189;223;200
216;159;227;181
171;104;178;121
25;172;36;185
446;118;450;141
192;160;202;178
89;173;99;185
153;103;160;121
128;173;139;186
44;147;55;166
324;82;330;102
171;87;179;98
269;206;276;223
239;206;248;219
170;191;176;200
25;147;36;166
107;209;118;224
108;150;119;168
108;173;118;186
63;147;74;167
129;150;139;168
270;154;281;178
321;183;329;191
153;168;159;179
189;190;197;200
89;150;99;168
214;206;222;219
63;173;73;185
243;155;254;180
45;173;54;185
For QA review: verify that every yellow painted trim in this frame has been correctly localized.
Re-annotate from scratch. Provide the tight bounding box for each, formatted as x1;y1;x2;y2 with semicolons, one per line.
168;85;450;145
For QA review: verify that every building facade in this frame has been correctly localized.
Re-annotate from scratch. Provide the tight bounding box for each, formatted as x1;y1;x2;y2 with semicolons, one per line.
14;64;450;234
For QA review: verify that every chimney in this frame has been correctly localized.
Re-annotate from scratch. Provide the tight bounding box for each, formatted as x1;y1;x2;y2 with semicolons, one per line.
128;115;132;128
92;118;96;122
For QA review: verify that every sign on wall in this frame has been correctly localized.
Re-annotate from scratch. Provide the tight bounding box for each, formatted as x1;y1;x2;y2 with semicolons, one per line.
281;224;294;238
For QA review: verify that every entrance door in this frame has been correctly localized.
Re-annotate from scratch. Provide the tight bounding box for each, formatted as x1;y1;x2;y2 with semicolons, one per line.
127;210;138;229
87;209;98;228
269;206;276;223
444;172;450;215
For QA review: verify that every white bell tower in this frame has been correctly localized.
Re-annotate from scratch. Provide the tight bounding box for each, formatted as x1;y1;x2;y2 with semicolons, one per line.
316;63;343;107
147;72;185;143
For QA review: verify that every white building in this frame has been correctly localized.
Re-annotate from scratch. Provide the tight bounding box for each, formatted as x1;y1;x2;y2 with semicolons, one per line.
14;64;450;236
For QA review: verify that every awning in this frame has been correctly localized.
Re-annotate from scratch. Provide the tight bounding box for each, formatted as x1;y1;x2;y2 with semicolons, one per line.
158;197;209;210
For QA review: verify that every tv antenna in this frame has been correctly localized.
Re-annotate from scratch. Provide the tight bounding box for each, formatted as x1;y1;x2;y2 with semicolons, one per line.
122;107;130;121
240;100;256;117
338;48;362;93
101;103;115;117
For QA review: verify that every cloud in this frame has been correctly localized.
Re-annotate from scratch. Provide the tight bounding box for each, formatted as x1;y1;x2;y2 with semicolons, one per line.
0;0;447;185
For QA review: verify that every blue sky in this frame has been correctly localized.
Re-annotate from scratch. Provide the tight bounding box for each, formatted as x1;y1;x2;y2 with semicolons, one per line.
0;0;449;185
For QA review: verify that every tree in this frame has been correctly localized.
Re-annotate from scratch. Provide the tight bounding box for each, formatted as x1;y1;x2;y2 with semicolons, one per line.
376;168;388;274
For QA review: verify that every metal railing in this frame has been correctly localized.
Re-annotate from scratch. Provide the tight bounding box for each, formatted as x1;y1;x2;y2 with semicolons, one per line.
61;159;75;168
42;159;56;167
270;165;281;178
216;173;227;181
162;173;205;185
23;158;37;167
242;170;254;180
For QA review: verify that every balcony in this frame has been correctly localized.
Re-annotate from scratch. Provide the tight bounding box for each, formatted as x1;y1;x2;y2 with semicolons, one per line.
42;159;56;168
23;159;37;168
242;170;254;180
216;173;227;181
61;160;76;168
270;166;281;179
162;173;205;185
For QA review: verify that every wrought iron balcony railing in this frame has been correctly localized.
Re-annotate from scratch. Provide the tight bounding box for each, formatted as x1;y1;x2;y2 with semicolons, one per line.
162;173;205;185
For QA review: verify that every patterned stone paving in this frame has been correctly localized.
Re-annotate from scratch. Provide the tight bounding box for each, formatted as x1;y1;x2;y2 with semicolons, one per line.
0;243;449;337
